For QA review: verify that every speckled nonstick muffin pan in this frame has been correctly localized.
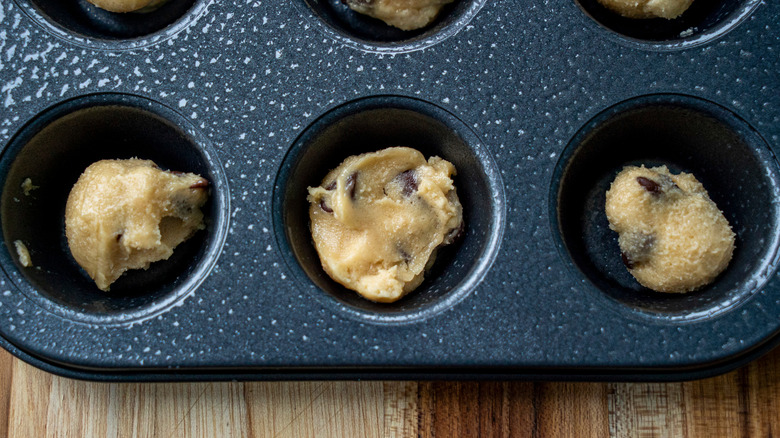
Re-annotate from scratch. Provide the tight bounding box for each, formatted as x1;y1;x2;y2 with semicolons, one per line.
0;0;777;381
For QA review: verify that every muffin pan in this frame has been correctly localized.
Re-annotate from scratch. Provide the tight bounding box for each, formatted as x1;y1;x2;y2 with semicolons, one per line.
0;0;778;381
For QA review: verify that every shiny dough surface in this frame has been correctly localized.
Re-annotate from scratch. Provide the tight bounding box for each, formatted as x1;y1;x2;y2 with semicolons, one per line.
605;165;735;293
344;0;455;31
65;159;208;291
596;0;694;19
307;147;463;303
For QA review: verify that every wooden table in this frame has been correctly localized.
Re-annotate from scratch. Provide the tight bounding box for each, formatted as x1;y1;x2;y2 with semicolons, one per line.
1;346;779;437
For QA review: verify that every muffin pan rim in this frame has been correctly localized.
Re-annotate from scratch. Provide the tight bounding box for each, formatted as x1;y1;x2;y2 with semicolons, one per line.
3;328;780;382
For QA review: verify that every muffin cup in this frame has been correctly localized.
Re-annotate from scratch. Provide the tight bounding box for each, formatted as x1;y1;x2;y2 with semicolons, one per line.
551;94;780;322
0;93;229;324
273;95;505;324
295;0;487;53
575;0;762;50
14;0;208;49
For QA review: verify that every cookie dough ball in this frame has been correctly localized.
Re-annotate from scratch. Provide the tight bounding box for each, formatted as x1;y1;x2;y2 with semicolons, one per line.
597;0;694;19
605;165;735;293
66;159;209;291
344;0;455;31
86;0;169;13
308;147;463;303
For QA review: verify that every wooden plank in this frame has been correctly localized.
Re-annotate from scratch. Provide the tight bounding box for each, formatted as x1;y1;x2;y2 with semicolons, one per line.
535;383;609;438
242;381;385;438
606;348;780;438
418;382;609;438
504;382;536;437
0;348;13;438
2;349;780;437
418;382;480;437
8;356;52;438
382;382;417;438
741;347;780;437
608;382;686;438
681;367;745;438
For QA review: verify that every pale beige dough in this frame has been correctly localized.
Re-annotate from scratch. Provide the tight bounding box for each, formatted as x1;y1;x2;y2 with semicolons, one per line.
605;165;735;293
344;0;455;31
597;0;694;19
308;147;463;303
65;159;209;291
86;0;169;13
13;240;31;268
21;178;38;196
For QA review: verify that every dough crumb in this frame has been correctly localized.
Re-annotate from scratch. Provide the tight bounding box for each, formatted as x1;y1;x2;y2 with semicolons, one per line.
308;147;463;303
597;0;694;19
605;165;735;293
344;0;455;31
21;178;38;196
65;159;209;291
14;240;31;268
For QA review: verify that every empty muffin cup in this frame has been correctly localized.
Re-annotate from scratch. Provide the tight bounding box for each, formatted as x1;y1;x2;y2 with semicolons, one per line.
295;0;486;53
551;94;780;321
575;0;761;49
274;95;504;324
0;93;229;324
14;0;206;49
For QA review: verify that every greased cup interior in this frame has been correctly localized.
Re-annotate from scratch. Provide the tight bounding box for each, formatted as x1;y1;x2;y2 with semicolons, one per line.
274;96;504;324
552;94;780;322
575;0;761;49
297;0;486;52
0;93;229;324
15;0;206;49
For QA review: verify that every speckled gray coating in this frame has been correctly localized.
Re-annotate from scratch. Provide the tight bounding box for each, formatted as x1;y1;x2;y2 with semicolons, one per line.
0;0;778;380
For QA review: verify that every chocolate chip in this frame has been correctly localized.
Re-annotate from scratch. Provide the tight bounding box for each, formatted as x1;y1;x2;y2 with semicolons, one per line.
190;178;209;189
636;176;661;194
396;170;418;197
116;234;123;242
620;233;655;270
621;252;635;269
345;172;357;200
443;221;465;245
320;199;333;213
398;247;412;264
324;181;337;191
636;234;655;253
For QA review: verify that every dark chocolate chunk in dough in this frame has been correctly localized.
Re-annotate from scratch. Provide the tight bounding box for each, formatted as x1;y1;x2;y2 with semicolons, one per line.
345;172;358;200
637;176;662;195
396;169;419;197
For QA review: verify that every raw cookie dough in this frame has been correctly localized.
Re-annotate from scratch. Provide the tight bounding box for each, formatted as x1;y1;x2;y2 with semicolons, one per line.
21;178;38;196
343;0;455;31
13;240;31;268
596;0;694;19
308;147;463;303
65;159;209;291
86;0;169;13
605;165;735;293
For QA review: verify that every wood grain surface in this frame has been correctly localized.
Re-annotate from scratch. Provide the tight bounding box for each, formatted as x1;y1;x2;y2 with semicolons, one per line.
1;347;779;437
